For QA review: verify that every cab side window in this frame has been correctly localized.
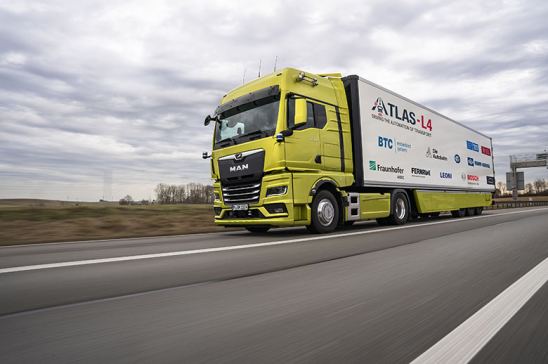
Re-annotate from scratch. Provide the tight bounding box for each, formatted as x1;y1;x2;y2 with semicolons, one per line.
287;98;328;130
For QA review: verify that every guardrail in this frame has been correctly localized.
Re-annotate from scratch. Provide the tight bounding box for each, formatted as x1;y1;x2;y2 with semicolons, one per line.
487;201;548;209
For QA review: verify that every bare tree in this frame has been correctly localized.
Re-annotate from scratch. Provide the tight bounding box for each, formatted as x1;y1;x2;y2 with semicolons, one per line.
534;178;546;193
155;183;214;204
119;195;134;205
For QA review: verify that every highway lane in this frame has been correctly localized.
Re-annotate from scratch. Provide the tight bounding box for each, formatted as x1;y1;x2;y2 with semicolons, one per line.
0;207;547;363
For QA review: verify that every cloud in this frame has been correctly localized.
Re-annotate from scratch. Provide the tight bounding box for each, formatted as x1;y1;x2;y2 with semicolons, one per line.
1;0;547;200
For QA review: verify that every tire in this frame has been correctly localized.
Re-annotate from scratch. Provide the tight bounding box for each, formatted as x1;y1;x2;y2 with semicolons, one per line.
451;209;466;218
387;191;409;225
307;190;339;234
475;207;483;215
245;226;270;233
466;208;476;216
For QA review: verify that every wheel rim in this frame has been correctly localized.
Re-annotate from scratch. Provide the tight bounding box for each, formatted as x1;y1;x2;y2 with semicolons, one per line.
395;198;406;220
317;198;335;226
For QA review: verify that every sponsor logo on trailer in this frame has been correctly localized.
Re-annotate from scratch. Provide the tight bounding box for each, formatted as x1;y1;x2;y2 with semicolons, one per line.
474;160;481;166
377;136;393;149
229;164;248;172
481;146;491;156
371;97;432;135
426;147;448;161
454;154;461;163
396;141;411;153
461;172;467;181
466;140;479;152
486;176;495;185
411;167;431;177
440;172;453;179
467;157;474;166
481;162;491;168
377;136;411;153
467;174;480;185
369;160;404;174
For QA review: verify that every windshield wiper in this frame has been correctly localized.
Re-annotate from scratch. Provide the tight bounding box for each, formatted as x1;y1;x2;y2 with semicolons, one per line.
238;130;267;139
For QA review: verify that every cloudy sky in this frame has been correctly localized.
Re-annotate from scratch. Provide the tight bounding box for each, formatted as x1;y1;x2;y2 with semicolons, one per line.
1;0;547;201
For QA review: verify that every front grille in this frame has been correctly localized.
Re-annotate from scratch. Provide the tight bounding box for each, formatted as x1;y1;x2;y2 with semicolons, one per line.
222;182;261;204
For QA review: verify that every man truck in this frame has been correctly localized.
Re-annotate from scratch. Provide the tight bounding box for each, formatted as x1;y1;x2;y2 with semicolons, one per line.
203;68;495;233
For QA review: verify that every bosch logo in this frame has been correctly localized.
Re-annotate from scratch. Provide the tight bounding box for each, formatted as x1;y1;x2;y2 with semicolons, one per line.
467;175;479;181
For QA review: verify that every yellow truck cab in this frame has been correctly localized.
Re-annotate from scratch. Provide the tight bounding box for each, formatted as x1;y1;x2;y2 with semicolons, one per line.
203;68;494;233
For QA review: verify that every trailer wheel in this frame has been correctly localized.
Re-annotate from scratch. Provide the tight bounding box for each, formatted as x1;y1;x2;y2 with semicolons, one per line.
307;190;339;233
245;226;270;233
475;207;483;215
451;209;466;218
388;192;409;225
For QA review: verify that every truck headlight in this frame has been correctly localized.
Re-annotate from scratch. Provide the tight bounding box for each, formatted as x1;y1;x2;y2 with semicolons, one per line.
266;186;287;197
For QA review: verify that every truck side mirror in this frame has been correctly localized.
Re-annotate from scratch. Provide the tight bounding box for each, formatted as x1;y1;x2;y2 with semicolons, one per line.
294;99;307;126
204;115;212;126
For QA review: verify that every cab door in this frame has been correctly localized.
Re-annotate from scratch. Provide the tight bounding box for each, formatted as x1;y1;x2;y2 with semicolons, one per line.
284;98;322;171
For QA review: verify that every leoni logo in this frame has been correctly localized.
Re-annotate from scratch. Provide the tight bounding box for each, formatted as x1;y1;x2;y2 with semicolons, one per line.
440;172;452;179
229;164;248;172
371;97;432;131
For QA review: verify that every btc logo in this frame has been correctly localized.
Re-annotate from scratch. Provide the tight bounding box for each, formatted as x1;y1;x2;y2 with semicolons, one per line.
378;136;394;149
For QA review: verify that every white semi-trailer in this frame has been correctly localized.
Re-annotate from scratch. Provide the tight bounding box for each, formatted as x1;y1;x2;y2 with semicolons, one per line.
347;76;495;192
205;68;495;233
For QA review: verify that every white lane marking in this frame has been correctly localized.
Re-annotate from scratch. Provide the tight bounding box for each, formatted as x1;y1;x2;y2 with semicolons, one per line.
0;207;546;274
411;257;548;364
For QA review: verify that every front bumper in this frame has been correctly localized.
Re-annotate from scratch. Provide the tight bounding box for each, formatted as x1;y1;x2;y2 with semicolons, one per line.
213;173;310;227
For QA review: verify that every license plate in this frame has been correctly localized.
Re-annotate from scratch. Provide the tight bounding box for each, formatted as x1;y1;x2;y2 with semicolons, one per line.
231;204;249;211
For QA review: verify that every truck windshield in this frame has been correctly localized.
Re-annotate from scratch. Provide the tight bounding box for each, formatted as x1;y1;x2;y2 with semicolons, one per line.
214;96;280;149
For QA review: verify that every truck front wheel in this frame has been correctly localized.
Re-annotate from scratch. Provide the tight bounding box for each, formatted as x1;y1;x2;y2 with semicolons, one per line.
388;192;409;225
307;190;339;234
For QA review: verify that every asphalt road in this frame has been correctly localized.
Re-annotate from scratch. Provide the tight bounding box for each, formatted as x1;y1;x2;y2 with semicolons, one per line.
0;207;547;363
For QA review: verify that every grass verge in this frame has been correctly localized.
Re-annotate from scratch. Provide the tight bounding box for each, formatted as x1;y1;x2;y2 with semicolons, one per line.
0;201;231;246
